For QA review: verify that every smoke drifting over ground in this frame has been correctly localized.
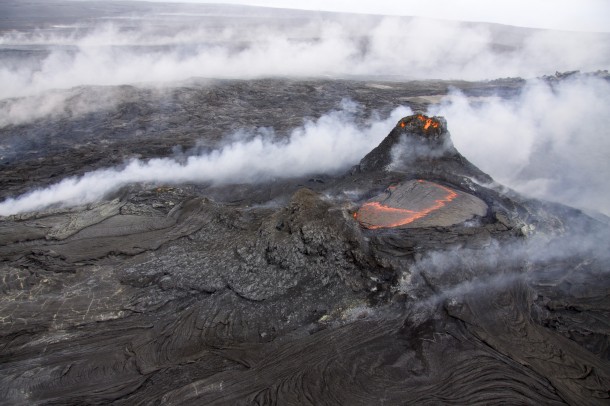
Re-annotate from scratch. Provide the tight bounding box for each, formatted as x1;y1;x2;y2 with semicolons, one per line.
1;8;609;100
0;101;410;215
1;3;609;217
3;77;610;217
402;220;610;310
0;86;123;127
431;76;610;216
388;132;452;171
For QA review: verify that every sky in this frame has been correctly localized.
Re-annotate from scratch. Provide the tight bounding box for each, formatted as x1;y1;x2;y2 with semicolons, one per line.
136;0;610;32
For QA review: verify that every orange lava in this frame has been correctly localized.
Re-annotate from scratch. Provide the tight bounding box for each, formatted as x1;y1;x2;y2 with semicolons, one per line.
417;114;439;130
398;115;439;131
355;181;458;229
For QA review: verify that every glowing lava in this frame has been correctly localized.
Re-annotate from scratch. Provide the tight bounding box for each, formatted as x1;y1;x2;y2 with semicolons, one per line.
398;115;440;131
417;114;439;130
354;180;458;229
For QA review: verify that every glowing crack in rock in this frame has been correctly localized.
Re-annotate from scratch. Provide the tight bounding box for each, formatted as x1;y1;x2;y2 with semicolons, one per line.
354;180;486;229
399;114;440;131
417;114;440;130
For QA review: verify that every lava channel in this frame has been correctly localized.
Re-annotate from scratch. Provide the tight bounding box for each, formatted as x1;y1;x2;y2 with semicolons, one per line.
355;180;458;229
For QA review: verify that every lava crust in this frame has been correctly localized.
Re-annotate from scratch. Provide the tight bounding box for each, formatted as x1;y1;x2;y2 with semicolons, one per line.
355;179;487;229
0;96;608;405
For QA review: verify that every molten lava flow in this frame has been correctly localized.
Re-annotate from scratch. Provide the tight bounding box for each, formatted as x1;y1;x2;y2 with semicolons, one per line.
416;114;439;130
355;181;458;229
398;115;439;131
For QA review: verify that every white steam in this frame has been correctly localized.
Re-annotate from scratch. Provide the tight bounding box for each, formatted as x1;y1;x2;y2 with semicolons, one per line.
402;227;610;309
0;101;411;215
430;76;610;216
2;6;609;217
1;13;610;101
0;87;123;127
388;133;452;171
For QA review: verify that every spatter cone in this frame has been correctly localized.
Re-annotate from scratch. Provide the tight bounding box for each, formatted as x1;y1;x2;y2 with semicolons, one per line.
357;113;493;184
351;114;499;229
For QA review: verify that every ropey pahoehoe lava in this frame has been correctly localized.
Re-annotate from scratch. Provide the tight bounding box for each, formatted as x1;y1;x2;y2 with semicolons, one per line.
0;101;609;406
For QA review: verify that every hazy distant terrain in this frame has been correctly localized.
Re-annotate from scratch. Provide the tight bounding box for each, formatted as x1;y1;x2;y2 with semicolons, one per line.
2;0;610;97
1;0;609;214
0;2;609;405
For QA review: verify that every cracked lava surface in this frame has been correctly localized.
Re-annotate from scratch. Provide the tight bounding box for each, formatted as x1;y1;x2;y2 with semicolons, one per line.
355;180;486;229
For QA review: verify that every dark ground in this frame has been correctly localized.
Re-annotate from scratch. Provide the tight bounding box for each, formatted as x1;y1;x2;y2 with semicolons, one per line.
0;1;608;404
0;87;608;404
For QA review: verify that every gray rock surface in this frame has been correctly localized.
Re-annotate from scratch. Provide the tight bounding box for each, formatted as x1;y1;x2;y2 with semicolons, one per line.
356;179;488;228
0;84;608;406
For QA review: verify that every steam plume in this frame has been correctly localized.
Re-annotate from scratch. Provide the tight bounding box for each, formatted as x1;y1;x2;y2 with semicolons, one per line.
0;101;411;215
403;226;610;309
430;76;610;216
1;13;609;101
